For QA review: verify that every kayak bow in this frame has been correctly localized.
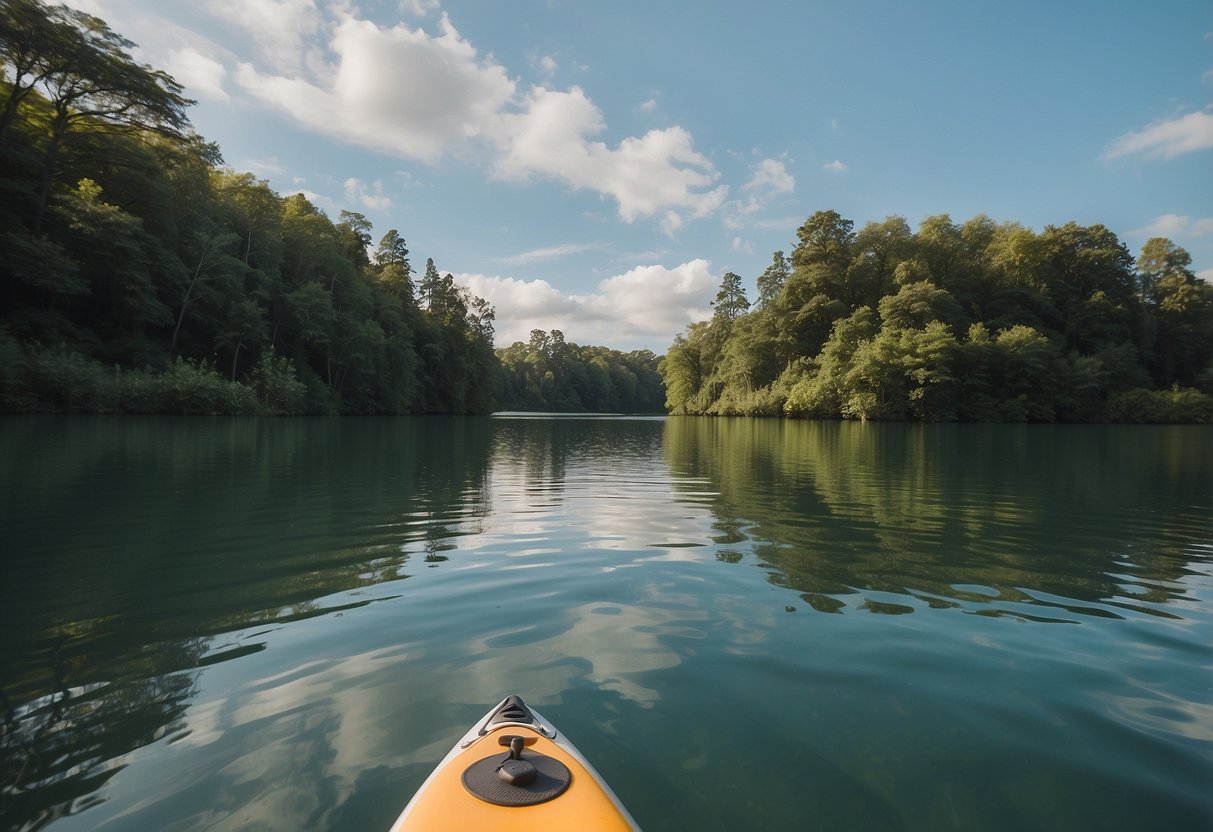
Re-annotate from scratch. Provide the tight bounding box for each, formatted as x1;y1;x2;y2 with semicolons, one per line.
390;695;640;831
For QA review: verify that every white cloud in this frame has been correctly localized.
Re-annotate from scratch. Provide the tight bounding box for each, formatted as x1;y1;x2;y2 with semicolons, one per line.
723;158;795;229
538;55;557;75
822;159;848;172
455;259;716;349
1102;109;1213;160
236;15;515;162
1130;213;1213;238
730;236;753;254
242;157;287;176
164;47;229;101
1198;267;1213;283
1131;214;1189;237
62;0;244;95
494;86;725;225
207;0;323;74
232;12;724;229
639;98;658;113
343;177;392;211
742;158;794;196
501;243;605;265
399;0;440;15
660;211;684;236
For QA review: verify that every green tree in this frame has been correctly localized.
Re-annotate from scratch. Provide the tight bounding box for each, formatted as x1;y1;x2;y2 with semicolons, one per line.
849;216;912;310
170;228;242;353
991;325;1061;421
767;210;856;359
336;210;372;270
420;260;464;326
784;307;877;417
20;5;192;230
791;209;855;275
1037;222;1138;353
374;228;409;269
660;325;708;414
0;0;77;139
1136;237;1192;304
418;257;443;310
373;229;413;303
877;280;965;331
53;178;173;358
213;169;283;269
214;297;266;380
755;251;789;307
711;271;750;324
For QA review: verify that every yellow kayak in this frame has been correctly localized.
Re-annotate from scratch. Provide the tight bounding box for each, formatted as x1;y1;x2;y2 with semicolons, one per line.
389;695;641;831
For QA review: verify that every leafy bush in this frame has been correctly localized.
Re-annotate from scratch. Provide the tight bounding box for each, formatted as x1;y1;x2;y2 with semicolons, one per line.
153;357;259;415
0;331;35;411
249;350;307;414
21;344;114;411
0;344;265;415
1108;387;1213;424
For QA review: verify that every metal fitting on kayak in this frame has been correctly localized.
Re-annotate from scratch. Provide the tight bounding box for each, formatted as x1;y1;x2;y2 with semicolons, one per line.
462;732;572;805
496;737;538;786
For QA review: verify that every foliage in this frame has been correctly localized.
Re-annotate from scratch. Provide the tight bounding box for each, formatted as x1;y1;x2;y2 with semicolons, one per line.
663;210;1213;423
0;0;499;415
1107;387;1213;424
497;330;665;413
0;340;261;414
249;349;306;415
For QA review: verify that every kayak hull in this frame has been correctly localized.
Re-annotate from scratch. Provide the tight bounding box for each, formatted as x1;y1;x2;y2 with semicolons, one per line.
390;696;640;831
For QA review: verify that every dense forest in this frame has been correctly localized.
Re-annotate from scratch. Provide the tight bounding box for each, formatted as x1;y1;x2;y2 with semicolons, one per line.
0;0;498;415
3;1;1211;422
496;330;665;413
661;211;1213;422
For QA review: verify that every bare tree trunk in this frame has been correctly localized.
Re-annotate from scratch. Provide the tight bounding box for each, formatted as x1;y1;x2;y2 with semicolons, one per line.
171;236;218;353
170;286;194;353
32;130;64;234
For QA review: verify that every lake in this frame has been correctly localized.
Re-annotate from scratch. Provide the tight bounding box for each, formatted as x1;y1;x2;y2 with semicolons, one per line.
1;416;1211;831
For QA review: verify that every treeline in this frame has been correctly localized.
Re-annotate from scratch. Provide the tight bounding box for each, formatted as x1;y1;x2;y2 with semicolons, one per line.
0;0;496;414
496;330;665;413
661;211;1213;422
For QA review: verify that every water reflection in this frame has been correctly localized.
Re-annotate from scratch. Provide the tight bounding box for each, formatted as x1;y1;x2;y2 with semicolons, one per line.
663;418;1213;621
1;645;200;831
1;416;1210;831
0;417;493;830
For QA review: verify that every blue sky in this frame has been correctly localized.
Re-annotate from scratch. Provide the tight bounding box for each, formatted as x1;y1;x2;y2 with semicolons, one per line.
67;0;1213;351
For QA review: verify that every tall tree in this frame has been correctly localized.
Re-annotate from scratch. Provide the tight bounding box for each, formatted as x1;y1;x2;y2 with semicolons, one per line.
336;210;372;269
21;5;192;230
374;229;413;303
1136;237;1192;305
791;209;855;274
756;251;789;307
711;271;750;324
850;216;912;310
374;228;410;269
214;169;283;269
418;257;441;309
0;0;73;139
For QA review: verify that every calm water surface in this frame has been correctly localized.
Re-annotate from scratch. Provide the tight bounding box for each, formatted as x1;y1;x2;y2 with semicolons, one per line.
1;416;1211;831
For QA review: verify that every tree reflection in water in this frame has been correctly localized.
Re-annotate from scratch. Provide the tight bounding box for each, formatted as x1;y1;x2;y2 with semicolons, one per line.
663;418;1212;621
0;416;494;830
